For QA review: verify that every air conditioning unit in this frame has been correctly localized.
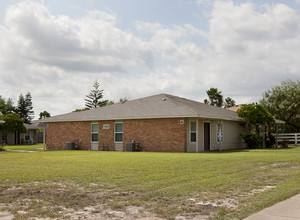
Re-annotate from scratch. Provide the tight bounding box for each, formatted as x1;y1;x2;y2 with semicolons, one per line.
66;142;76;150
125;142;133;152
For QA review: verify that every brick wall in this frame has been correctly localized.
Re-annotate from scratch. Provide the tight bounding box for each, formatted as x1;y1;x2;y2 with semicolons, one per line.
124;118;187;152
46;118;187;152
46;121;91;150
98;121;115;151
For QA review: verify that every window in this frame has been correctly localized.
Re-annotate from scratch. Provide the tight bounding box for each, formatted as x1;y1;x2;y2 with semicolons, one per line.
115;122;123;142
190;121;196;142
216;121;224;143
91;123;99;142
25;131;30;141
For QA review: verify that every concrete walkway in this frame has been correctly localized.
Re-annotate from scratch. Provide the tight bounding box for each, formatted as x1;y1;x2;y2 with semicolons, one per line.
244;193;300;220
5;149;38;153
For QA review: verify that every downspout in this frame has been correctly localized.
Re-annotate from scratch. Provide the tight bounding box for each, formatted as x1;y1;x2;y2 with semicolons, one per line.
43;123;46;151
196;120;199;153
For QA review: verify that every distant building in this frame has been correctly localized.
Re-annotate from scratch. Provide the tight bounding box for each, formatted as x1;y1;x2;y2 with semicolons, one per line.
0;121;42;145
227;104;243;112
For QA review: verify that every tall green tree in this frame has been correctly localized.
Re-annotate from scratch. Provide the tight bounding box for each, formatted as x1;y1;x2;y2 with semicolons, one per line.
25;92;34;122
17;92;34;124
224;97;236;108
85;80;108;109
260;80;300;132
17;94;26;119
204;88;223;107
0;96;15;114
39;111;51;119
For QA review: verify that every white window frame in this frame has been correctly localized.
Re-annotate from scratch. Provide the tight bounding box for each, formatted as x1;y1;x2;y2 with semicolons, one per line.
91;123;99;143
114;122;123;143
190;121;197;143
216;121;224;143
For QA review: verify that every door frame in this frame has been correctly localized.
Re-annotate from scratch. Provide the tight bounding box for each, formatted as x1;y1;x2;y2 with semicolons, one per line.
90;122;99;151
204;122;211;151
187;120;198;153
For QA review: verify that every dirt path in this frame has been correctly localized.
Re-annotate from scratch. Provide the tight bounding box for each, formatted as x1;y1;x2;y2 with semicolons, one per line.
5;149;38;153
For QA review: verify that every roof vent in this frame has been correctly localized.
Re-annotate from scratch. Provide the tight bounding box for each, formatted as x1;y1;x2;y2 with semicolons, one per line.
162;98;167;101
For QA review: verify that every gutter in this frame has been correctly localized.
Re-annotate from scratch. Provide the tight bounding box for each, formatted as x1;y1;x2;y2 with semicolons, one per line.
40;115;242;123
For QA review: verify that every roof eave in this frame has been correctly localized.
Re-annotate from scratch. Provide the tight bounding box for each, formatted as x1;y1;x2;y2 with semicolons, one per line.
42;114;242;123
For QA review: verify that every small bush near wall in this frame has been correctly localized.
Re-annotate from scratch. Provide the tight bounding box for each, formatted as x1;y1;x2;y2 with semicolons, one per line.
265;134;276;148
281;140;289;148
241;132;263;149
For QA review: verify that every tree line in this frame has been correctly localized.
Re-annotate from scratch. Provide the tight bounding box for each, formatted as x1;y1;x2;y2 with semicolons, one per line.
0;92;39;124
84;79;299;135
0;92;34;144
204;80;300;148
1;79;296;148
0;92;51;144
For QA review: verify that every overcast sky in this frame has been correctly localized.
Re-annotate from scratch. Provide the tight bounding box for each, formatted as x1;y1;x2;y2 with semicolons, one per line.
0;0;299;119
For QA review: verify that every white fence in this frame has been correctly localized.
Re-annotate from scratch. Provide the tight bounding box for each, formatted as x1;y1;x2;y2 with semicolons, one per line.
272;133;300;145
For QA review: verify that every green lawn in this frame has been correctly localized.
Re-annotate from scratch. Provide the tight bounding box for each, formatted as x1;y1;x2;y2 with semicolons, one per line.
0;145;300;219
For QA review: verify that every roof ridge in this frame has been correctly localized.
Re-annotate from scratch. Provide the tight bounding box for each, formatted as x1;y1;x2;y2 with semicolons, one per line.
164;94;201;115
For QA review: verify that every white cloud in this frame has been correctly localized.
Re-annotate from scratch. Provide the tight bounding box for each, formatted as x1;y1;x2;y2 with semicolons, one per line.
210;2;300;53
208;1;300;84
0;0;299;118
195;0;212;8
133;1;300;103
136;22;208;63
3;1;152;72
0;1;153;116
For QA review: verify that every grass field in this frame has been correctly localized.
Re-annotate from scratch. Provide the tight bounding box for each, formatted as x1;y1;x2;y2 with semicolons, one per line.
0;144;300;219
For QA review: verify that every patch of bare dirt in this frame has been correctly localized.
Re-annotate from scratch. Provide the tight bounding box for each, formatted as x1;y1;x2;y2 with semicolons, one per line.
260;162;300;170
195;198;238;209
0;181;237;219
0;181;171;220
0;204;14;220
249;186;276;195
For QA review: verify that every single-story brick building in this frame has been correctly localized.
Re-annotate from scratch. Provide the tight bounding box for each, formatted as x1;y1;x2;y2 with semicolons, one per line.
40;94;246;152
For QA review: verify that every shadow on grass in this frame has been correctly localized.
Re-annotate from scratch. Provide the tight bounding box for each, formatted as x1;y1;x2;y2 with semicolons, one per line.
203;145;298;154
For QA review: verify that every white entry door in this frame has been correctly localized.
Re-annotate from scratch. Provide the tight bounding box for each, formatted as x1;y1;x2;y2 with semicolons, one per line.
91;123;99;151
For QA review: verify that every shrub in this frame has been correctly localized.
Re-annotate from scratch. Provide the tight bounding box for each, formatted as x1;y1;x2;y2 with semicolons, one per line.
241;132;263;149
281;140;289;148
266;134;276;148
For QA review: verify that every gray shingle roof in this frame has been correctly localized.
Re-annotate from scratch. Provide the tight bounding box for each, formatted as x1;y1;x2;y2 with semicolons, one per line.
41;94;241;123
25;122;43;130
